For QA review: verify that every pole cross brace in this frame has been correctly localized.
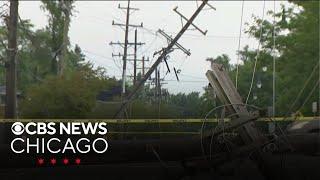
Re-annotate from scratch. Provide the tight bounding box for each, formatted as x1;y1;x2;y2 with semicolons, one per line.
173;6;207;35
112;20;143;28
158;29;191;56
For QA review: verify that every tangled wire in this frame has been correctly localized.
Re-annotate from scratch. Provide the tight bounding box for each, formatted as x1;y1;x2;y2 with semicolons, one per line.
200;103;292;162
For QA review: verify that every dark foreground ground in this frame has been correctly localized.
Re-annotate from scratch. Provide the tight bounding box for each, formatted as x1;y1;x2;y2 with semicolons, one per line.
0;153;319;180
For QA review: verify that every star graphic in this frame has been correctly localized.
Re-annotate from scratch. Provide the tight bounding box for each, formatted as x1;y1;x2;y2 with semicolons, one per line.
37;158;44;165
63;158;69;165
50;158;56;165
75;158;81;165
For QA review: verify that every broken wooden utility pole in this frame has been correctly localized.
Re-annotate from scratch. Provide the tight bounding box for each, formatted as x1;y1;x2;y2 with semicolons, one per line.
5;0;18;119
114;0;212;118
205;63;267;144
205;62;272;178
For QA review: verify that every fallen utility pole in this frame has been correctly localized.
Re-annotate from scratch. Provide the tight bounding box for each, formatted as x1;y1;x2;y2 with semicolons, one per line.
114;0;210;118
205;62;270;178
206;63;267;144
5;0;18;119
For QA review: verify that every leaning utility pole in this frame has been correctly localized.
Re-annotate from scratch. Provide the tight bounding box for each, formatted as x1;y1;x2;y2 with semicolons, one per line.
114;0;211;118
5;0;18;119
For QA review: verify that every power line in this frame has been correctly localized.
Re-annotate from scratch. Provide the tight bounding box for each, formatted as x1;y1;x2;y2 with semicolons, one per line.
81;49;114;62
286;63;319;115
297;80;320;112
142;26;252;40
272;0;276;118
179;73;206;80
235;0;245;89
245;0;266;104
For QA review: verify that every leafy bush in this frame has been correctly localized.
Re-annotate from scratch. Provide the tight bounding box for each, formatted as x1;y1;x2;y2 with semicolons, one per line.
20;68;116;118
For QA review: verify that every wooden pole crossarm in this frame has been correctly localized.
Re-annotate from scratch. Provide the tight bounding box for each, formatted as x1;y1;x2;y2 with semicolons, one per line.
112;20;143;28
173;6;208;35
158;29;191;56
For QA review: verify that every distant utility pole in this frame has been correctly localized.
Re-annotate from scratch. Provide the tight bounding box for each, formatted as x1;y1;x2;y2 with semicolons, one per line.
110;1;144;94
113;0;212;118
5;0;18;119
121;0;130;95
142;56;145;76
136;56;149;78
133;29;137;85
152;67;165;101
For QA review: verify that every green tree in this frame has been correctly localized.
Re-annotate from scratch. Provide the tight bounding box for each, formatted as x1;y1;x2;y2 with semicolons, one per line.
40;0;75;75
20;65;117;118
235;1;319;116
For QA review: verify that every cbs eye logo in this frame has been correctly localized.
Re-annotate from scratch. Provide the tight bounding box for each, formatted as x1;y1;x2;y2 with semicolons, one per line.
11;122;25;135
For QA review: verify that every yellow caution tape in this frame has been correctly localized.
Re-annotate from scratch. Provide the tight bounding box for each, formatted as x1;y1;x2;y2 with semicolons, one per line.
0;117;317;123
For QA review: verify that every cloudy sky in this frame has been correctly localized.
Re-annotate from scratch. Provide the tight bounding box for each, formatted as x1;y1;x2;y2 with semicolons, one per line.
17;1;289;94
